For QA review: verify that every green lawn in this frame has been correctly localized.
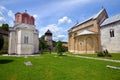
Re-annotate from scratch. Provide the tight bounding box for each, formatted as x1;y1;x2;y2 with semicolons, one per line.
67;52;120;60
0;53;120;80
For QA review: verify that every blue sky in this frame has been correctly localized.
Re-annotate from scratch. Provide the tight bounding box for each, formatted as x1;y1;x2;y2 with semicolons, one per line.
0;0;120;41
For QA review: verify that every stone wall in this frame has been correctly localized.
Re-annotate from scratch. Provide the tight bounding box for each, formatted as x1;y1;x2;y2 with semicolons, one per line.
68;20;100;54
100;21;120;53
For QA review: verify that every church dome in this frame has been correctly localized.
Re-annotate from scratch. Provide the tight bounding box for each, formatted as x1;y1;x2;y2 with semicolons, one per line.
15;11;35;25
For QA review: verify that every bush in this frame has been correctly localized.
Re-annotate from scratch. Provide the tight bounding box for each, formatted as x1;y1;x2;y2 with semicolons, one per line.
97;51;105;57
0;50;8;54
0;35;4;50
55;41;63;56
97;49;112;57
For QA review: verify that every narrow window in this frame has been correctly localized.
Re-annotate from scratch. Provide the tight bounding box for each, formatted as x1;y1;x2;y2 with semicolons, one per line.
26;36;29;44
110;29;114;37
24;36;29;44
24;36;26;44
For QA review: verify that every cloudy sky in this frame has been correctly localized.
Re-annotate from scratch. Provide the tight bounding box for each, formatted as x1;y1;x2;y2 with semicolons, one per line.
0;0;120;41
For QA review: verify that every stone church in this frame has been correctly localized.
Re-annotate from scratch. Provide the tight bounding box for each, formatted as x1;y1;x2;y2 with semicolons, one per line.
8;11;39;55
68;8;120;54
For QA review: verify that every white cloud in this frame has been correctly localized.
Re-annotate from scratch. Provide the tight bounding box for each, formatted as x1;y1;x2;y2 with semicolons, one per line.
0;16;6;21
8;10;14;19
0;15;6;26
0;6;6;11
39;24;62;35
0;6;14;26
39;24;66;41
39;16;72;41
58;16;72;24
57;35;66;41
33;14;38;19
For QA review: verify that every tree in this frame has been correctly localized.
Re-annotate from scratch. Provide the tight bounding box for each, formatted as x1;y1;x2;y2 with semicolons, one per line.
0;35;4;50
39;35;50;54
56;41;63;56
1;24;9;31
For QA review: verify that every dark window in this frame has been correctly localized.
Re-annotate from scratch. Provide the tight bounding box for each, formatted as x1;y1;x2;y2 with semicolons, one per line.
24;36;29;44
26;36;28;44
110;29;114;37
24;36;26;44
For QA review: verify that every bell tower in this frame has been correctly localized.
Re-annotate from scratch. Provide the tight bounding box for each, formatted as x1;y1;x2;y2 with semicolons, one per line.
45;29;53;50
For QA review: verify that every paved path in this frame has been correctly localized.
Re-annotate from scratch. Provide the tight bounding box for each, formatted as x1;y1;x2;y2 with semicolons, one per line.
66;54;120;63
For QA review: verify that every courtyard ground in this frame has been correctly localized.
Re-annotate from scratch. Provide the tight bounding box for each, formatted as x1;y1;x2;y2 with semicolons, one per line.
0;53;120;80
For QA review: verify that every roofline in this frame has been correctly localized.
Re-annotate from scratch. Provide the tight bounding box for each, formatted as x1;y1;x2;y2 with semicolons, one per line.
15;12;35;20
68;8;108;31
68;18;93;32
100;20;120;27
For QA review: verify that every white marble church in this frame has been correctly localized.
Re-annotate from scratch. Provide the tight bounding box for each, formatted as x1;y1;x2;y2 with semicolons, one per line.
8;11;39;55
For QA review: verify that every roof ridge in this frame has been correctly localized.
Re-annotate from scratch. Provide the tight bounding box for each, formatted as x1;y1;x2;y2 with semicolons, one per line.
70;8;106;30
101;13;120;26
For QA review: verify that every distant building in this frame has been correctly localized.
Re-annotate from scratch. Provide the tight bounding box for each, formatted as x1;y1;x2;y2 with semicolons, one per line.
44;29;53;51
100;14;120;53
8;11;39;55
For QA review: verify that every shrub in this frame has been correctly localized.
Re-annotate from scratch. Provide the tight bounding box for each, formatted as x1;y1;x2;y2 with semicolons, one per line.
55;41;63;56
0;50;8;54
97;49;112;57
97;51;105;57
0;35;4;50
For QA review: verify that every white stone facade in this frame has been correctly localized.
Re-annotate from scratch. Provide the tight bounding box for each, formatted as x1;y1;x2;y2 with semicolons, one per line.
9;23;39;55
100;21;120;53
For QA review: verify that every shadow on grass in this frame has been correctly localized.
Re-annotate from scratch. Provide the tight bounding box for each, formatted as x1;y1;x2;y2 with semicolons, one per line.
0;59;14;64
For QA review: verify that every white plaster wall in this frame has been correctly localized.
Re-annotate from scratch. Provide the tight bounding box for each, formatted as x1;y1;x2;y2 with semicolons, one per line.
34;33;39;53
17;28;34;54
9;23;39;55
8;31;16;54
100;21;120;53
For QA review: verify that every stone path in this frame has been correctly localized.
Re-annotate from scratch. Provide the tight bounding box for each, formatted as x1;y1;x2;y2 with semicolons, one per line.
24;61;32;66
66;54;120;63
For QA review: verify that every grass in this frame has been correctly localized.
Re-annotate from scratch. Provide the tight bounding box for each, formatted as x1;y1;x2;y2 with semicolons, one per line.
0;53;120;80
67;52;120;60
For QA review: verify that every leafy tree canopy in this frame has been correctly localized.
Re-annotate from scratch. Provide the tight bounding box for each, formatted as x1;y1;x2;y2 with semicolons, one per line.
0;35;4;50
1;24;9;31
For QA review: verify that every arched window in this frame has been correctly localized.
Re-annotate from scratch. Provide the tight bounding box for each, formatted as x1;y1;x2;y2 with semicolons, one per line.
110;29;114;37
24;36;29;44
24;36;26;44
26;36;29;44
